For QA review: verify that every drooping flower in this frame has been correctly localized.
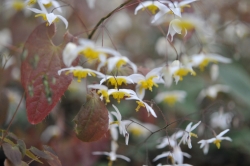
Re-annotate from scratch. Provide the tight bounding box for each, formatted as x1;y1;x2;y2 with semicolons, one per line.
93;141;130;166
167;18;195;41
88;84;110;103
58;66;105;82
155;90;187;106
191;53;231;71
27;6;68;28
38;0;62;12
197;84;230;102
169;60;196;84
210;107;233;130
105;89;134;103
100;75;134;89
62;42;78;67
110;105;129;145
153;146;191;164
125;90;157;117
129;67;164;99
198;129;232;154
157;131;184;149
179;121;201;149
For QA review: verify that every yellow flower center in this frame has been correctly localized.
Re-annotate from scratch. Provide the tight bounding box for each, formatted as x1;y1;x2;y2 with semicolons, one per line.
108;77;127;89
12;1;25;11
175;20;195;30
116;59;127;68
27;0;36;6
111;91;130;103
135;101;145;112
138;76;158;93
130;127;143;137
199;58;217;71
35;14;59;26
80;47;100;62
163;95;178;106
67;70;96;82
110;121;120;125
144;4;158;14
190;132;198;138
174;68;196;81
213;139;221;149
98;89;110;103
43;2;53;8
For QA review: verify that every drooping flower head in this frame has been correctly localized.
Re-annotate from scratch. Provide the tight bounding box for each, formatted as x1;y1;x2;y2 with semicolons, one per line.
88;84;110;103
100;75;134;89
155;90;187;106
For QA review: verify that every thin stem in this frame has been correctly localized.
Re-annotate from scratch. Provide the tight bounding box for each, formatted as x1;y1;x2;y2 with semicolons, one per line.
88;0;133;39
0;92;25;145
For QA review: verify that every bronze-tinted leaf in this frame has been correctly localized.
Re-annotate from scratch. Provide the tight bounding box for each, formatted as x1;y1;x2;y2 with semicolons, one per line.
21;23;77;124
2;143;22;166
44;151;62;166
17;139;26;157
74;91;109;142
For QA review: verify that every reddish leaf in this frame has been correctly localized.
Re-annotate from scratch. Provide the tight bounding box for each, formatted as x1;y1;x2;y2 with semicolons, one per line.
44;151;62;166
74;91;109;142
21;23;77;124
0;90;9;126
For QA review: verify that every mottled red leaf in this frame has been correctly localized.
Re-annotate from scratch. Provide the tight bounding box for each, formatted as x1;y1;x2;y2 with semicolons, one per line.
74;91;109;142
21;23;77;124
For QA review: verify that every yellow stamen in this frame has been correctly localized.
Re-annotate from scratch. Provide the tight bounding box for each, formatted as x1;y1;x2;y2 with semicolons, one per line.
110;121;120;125
130;128;143;137
175;20;195;30
27;0;36;6
138;76;158;93
98;90;110;103
180;4;191;12
199;58;217;71
116;59;127;68
12;1;25;11
72;70;96;82
80;47;100;62
135;101;145;112
108;77;127;89
190;132;198;138
111;91;130;103
213;139;221;149
35;13;47;21
43;2;53;8
143;4;158;14
163;96;178;106
174;68;196;81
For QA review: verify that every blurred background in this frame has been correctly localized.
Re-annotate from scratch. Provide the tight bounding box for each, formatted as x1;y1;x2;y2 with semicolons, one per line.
1;0;250;165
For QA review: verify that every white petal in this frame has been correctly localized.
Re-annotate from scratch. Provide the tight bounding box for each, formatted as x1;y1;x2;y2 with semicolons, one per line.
57;14;68;29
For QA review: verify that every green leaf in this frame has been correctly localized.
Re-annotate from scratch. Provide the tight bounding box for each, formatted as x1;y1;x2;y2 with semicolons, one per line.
25;149;43;164
17;139;26;157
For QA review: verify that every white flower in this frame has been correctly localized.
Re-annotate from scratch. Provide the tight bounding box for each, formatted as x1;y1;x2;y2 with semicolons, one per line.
105;89;135;104
169;60;196;84
88;84;110;103
167;18;195;41
157;131;184;149
62;42;78;67
102;56;137;73
155;90;187;106
210;64;219;81
129;67;164;99
110;105;129;145
93;141;130;163
125;90;157;118
108;112;118;141
197;84;230;102
58;66;105;82
210;108;233;130
28;6;68;28
38;0;62;12
198;129;232;153
179;121;201;149
99;75;134;89
134;1;168;15
191;53;231;71
153;146;191;164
